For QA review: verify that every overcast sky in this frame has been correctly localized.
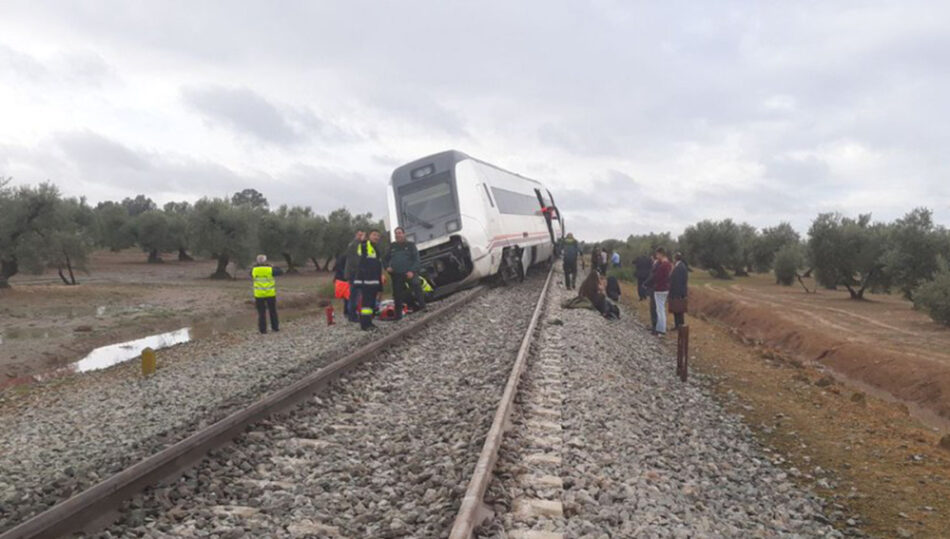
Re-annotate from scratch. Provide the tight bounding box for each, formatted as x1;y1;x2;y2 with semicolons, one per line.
1;1;948;241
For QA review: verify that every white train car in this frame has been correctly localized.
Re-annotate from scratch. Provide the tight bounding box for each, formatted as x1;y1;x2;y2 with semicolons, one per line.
387;150;563;292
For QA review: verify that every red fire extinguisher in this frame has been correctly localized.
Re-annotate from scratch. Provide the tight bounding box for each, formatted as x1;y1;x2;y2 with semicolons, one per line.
325;305;334;325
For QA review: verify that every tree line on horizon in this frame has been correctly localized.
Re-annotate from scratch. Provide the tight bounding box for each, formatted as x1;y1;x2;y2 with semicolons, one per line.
587;208;950;325
0;179;384;289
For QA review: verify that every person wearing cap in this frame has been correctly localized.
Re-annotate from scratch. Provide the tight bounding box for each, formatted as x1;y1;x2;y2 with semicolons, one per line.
250;254;284;334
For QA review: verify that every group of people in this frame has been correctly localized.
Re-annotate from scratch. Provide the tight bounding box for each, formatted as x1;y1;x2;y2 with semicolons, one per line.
560;234;689;333
335;226;429;330
249;226;429;334
561;233;622;319
634;248;689;335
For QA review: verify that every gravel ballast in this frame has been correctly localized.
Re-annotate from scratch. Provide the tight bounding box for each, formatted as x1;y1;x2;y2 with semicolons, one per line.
97;272;547;537
0;290;474;533
477;271;840;538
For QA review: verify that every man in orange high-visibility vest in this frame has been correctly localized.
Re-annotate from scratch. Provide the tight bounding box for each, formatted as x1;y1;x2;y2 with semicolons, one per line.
251;254;284;334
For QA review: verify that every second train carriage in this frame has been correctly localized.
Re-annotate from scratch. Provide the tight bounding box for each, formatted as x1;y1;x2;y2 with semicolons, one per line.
387;150;563;293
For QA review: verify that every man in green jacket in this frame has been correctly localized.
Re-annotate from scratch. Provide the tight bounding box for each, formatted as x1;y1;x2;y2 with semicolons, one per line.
385;226;425;319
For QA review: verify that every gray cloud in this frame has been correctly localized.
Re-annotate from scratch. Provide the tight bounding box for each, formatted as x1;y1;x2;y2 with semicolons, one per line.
181;86;306;146
1;1;949;240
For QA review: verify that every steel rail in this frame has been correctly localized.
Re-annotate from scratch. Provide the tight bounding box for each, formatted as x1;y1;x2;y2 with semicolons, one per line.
449;265;553;538
1;286;487;539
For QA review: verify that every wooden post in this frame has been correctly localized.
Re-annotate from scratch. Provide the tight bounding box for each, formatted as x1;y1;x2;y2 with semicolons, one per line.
677;326;689;382
141;347;156;377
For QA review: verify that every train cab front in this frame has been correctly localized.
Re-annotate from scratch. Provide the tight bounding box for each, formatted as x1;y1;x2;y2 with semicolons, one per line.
390;151;474;295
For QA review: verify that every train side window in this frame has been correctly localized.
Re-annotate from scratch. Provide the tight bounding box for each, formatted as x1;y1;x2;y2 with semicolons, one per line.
482;183;495;207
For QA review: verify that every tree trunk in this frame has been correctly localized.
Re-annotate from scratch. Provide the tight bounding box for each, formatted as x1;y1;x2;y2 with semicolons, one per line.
734;268;749;277
65;253;77;285
283;253;299;274
843;283;864;300
178;247;194;261
323;257;334;272
0;258;18;288
795;273;813;294
210;255;232;279
147;249;162;263
310;257;321;272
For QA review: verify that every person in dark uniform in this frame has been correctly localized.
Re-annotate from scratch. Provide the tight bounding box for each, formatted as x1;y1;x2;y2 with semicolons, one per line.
344;229;365;323
670;251;689;330
561;233;581;289
353;229;384;330
634;254;653;300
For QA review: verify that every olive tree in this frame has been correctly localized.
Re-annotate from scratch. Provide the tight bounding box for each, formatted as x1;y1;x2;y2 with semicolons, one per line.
94;201;136;251
808;213;890;299
884;208;946;300
0;181;62;288
752;222;800;273
914;257;950;325
678;219;742;279
133;210;177;263
44;197;96;284
190;198;258;279
163;201;194;261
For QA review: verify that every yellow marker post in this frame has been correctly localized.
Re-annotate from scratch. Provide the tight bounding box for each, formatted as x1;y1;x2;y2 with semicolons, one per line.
141;347;156;377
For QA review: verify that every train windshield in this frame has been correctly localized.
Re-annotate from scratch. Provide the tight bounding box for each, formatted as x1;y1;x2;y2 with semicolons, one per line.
397;172;456;230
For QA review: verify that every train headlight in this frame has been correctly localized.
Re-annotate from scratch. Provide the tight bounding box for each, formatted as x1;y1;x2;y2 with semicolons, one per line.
446;219;460;233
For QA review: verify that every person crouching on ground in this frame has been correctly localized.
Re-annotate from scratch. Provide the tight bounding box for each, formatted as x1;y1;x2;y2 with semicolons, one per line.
651;247;673;336
251;254;283;334
578;269;620;319
353;229;384;330
670;251;689;330
385;226;425;320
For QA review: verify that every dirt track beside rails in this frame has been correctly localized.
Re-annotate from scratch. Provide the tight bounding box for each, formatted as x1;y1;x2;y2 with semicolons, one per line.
0;250;335;383
688;273;950;425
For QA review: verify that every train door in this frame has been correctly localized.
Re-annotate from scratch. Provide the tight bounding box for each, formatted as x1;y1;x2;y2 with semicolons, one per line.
534;188;556;247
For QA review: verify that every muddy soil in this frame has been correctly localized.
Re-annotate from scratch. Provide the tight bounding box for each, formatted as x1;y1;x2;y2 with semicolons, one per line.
0;250;335;381
688;273;950;423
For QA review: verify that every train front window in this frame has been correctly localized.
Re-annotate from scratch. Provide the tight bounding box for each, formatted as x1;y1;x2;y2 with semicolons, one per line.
398;173;457;230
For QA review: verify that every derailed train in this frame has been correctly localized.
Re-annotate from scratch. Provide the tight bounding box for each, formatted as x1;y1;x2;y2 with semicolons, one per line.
387;150;564;294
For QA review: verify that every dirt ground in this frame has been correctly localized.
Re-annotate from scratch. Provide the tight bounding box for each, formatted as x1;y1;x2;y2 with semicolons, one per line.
620;281;950;538
0;250;337;383
687;272;950;425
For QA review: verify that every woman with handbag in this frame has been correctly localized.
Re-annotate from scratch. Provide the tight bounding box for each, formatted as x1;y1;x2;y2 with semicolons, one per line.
670;252;689;330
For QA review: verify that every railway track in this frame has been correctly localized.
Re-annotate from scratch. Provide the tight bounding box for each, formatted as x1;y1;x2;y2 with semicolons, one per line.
2;268;554;538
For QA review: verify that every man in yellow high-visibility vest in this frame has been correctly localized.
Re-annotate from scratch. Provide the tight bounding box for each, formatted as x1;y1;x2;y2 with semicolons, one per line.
251;254;284;334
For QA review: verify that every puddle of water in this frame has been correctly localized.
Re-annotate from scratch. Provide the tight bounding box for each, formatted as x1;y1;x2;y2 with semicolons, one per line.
71;328;192;373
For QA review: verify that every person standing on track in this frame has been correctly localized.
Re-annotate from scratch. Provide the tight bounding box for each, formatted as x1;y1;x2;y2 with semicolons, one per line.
561;232;581;289
344;229;365;323
651;247;673;336
384;226;425;320
251;254;283;334
353;229;384;330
